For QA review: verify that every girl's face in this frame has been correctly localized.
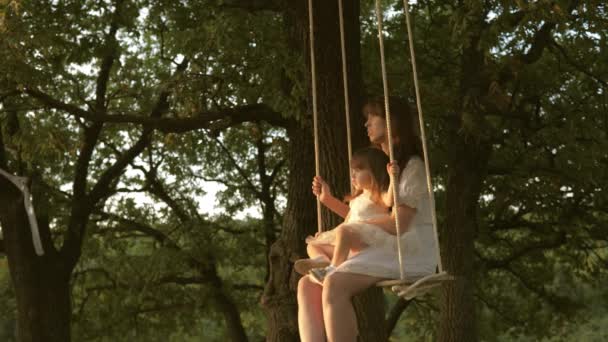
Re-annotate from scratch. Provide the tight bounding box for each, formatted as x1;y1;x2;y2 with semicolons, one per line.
350;167;372;191
364;114;387;144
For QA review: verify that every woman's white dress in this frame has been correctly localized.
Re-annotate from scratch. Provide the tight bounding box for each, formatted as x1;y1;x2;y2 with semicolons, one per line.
325;156;438;280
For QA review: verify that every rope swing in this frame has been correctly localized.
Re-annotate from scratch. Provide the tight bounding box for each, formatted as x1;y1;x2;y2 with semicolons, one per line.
372;0;452;299
308;0;452;299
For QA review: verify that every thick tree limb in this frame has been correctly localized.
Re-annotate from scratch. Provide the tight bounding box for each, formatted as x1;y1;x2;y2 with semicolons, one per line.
475;292;527;326
385;298;411;337
115;218;182;249
27;86;287;131
520;22;556;65
268;159;285;185
504;266;580;311
219;0;282;12
478;232;567;270
498;1;580;85
232;283;264;291
0;238;4;254
0;120;6;169
61;0;127;265
0;90;21;104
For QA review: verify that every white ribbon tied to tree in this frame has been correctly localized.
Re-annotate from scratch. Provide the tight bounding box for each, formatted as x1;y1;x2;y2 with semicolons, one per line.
0;168;44;256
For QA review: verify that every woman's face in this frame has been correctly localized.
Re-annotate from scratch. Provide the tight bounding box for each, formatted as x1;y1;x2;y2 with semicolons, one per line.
350;167;372;191
364;114;387;144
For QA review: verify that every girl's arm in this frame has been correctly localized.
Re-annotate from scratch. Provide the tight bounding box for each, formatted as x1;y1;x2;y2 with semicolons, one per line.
312;176;350;218
320;193;350;219
362;205;416;235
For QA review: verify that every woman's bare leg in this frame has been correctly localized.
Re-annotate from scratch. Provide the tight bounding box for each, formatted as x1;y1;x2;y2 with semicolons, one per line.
322;272;383;342
298;275;326;342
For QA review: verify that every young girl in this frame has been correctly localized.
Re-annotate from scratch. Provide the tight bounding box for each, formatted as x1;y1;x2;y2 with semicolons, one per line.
294;147;396;284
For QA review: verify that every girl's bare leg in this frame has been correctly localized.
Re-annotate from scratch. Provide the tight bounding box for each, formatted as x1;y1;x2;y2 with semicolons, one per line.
307;243;334;261
298;275;326;342
322;272;383;342
331;225;366;267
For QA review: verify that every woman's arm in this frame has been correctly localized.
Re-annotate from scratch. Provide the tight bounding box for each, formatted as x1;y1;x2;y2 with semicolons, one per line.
382;182;395;207
362;204;416;235
312;176;350;218
382;161;400;207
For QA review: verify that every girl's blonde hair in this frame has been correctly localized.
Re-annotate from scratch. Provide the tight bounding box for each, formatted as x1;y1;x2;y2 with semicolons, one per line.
345;147;390;205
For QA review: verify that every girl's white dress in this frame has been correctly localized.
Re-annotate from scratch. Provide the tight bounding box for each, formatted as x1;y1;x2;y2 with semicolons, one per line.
306;192;394;248
309;156;439;280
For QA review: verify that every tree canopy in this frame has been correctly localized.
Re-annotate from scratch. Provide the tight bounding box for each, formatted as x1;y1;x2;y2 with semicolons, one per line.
1;0;607;341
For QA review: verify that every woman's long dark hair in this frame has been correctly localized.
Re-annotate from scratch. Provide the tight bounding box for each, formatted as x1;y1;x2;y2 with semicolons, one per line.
345;147;390;205
363;96;422;172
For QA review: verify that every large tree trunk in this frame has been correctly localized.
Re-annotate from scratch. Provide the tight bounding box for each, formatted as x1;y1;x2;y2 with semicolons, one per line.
262;125;316;341
438;21;491;339
439;132;489;342
0;178;71;342
262;1;386;341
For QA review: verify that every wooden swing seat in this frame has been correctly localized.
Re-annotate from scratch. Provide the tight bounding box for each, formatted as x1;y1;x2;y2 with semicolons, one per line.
376;271;453;300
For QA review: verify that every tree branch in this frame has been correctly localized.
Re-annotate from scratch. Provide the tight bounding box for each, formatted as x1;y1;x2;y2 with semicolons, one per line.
478;232;567;270
24;88;90;118
549;40;607;88
232;283;264;291
95;0;124;112
100;212;181;249
158;275;206;285
142;168;190;222
88;59;190;205
63;60;190;267
268;159;285;185
212;135;262;198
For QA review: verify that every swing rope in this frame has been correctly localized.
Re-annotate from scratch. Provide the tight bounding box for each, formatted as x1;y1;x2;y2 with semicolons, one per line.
401;0;444;273
307;0;323;233
374;0;407;281
338;0;354;193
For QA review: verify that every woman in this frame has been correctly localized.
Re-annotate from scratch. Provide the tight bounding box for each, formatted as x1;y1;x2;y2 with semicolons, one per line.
297;96;438;342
